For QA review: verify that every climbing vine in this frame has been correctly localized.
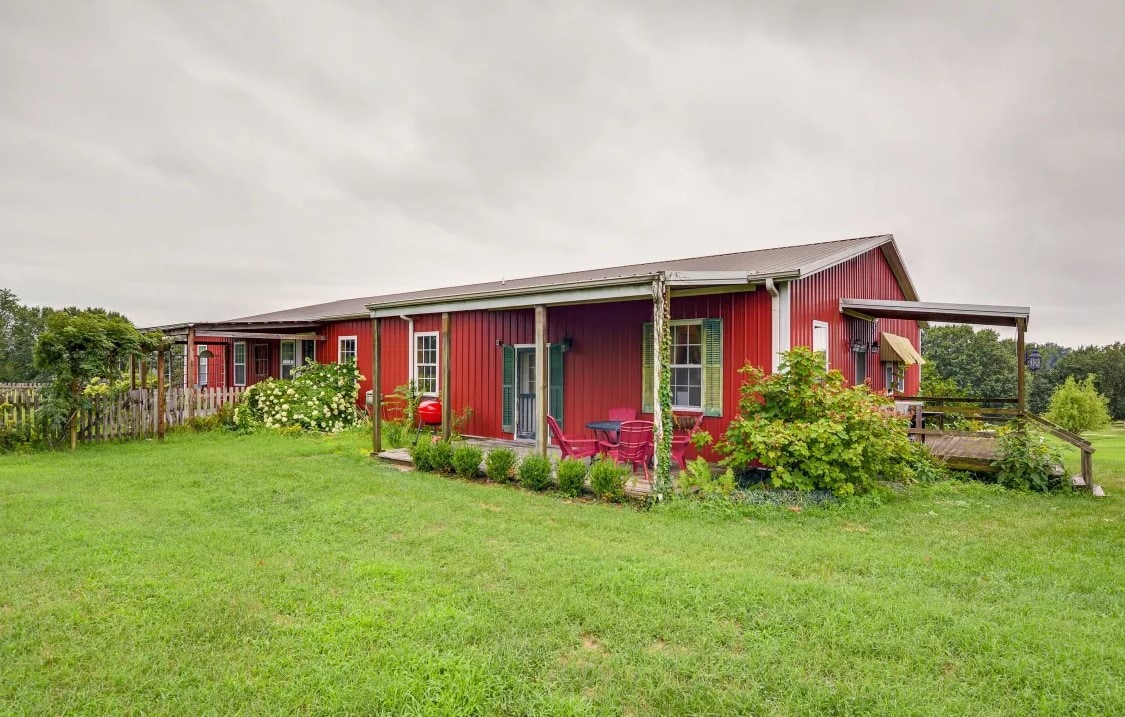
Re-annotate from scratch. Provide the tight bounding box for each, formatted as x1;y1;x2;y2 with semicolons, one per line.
654;282;674;496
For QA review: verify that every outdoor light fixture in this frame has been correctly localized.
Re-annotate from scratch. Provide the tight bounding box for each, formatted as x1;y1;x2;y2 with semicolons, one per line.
561;337;574;353
1026;348;1042;372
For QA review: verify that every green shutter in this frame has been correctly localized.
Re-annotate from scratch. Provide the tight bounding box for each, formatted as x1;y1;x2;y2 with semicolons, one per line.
641;322;654;413
701;318;723;417
501;344;515;433
548;343;564;429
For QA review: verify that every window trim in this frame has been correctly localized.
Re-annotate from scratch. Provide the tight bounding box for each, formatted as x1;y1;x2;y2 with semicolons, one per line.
669;319;704;412
197;345;209;387
413;331;440;397
337;336;358;366
884;361;906;394
280;340;297;379
233;341;247;387
300;339;316;366
812;320;830;371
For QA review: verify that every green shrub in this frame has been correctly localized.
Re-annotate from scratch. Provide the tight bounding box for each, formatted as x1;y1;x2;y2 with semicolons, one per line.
430;440;454;473
0;408;37;453
718;347;923;496
1045;375;1112;434
382;419;412;449
484;448;518;482
518;454;553;491
676;457;735;498
993;424;1064;492
556;457;588;497
411;435;435;472
451;444;484;478
589;455;628;502
240;361;364;433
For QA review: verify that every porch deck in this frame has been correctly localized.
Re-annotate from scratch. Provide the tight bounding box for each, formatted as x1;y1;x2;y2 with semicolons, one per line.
920;433;1001;472
376;436;655;498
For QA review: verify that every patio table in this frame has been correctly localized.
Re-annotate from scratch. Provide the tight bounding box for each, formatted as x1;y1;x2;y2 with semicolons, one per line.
585;420;623;445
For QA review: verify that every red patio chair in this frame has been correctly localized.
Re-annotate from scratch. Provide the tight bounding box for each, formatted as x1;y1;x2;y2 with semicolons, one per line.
599;420;655;481
607;407;638;422
547;415;599;461
670;412;704;470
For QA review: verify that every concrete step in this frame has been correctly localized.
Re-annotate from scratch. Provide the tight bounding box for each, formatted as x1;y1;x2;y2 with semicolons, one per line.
1071;474;1087;488
1092;484;1106;498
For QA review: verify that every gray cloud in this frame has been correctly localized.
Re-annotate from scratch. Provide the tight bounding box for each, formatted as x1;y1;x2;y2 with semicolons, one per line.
1;0;1121;344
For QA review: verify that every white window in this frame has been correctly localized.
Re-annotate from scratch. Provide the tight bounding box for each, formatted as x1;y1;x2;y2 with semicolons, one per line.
233;342;246;386
338;336;358;365
300;339;316;365
670;322;703;410
414;332;439;395
197;345;209;387
812;321;830;370
281;340;296;379
884;362;905;393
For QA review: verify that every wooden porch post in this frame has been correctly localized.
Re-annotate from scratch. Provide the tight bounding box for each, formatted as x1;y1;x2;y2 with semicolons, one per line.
371;316;381;455
186;327;196;422
652;276;672;492
157;349;166;441
1016;318;1027;414
535;304;548;457
441;312;452;441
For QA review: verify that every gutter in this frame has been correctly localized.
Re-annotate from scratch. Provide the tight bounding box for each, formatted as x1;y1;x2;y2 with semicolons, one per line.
765;278;781;373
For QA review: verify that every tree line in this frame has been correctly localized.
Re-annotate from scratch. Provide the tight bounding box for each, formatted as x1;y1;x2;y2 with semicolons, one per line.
921;324;1125;419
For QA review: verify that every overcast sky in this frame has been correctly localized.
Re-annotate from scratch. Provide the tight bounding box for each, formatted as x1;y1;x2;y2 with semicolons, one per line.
1;1;1122;345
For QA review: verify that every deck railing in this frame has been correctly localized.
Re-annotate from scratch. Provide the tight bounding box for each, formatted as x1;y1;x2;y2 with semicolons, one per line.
898;395;1096;492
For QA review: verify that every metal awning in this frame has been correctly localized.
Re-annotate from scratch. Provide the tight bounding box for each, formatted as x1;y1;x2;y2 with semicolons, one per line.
840;298;1030;328
880;332;926;365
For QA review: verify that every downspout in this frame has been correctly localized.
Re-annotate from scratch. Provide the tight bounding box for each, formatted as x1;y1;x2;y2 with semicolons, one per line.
400;315;415;383
765;278;780;373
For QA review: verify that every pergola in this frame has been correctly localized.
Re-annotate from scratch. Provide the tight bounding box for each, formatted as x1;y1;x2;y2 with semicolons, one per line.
839;298;1032;409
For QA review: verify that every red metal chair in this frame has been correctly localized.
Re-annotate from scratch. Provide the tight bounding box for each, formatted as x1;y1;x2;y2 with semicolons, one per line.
607;407;638;422
547;415;599;461
599;420;655;481
670;413;704;470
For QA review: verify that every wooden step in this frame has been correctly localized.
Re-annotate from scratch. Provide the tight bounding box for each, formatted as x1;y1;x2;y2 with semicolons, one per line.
1092;485;1106;498
1071;474;1086;488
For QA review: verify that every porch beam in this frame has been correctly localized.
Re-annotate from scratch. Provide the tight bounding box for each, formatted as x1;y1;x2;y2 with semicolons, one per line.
441;312;452;441
178;331;323;341
1016;317;1027;414
652;275;672;492
371;317;381;455
185;326;196;422
370;283;653;318
535;305;548;457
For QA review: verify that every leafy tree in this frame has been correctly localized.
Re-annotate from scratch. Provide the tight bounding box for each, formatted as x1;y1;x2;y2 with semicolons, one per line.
1044;375;1112;434
0;289;53;382
1051;344;1125;419
34;309;145;449
921;325;1017;400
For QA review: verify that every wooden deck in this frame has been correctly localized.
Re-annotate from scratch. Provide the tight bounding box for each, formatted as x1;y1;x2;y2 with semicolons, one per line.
376;436;654;498
921;433;1002;472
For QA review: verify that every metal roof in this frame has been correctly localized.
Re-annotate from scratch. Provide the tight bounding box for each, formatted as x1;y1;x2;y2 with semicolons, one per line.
217;234;910;323
840;298;1030;328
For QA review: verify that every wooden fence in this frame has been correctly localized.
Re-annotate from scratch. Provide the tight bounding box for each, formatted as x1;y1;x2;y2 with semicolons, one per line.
0;386;246;443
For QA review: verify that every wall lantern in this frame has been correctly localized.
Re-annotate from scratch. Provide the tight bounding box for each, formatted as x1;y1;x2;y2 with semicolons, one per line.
560;337;574;353
1025;348;1042;372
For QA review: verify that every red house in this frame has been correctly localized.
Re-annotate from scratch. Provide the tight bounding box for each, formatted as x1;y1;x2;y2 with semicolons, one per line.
160;235;926;450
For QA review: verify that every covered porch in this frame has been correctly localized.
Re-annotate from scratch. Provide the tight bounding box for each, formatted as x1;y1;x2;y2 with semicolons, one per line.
840;298;1101;494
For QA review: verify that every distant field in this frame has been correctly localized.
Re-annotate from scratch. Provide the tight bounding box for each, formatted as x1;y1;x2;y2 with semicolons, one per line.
1;430;1122;715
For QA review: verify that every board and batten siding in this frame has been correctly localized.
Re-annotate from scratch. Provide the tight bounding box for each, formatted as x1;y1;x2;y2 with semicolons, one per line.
789;247;922;395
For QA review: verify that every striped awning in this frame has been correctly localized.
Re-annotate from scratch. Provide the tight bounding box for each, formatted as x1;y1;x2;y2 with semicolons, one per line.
880;332;926;365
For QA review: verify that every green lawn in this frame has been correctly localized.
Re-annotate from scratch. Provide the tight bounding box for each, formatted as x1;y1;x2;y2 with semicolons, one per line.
1;430;1123;715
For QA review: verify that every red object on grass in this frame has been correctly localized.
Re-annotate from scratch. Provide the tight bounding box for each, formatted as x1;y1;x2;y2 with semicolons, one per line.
417;399;443;427
547;415;599;461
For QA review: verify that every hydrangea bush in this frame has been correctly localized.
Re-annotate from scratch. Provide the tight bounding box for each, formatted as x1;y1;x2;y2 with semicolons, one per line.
236;361;364;432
